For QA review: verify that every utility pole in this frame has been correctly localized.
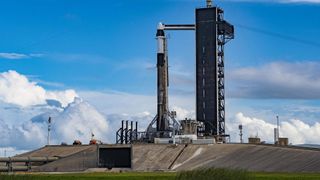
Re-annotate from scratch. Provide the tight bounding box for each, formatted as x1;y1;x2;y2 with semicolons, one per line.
277;116;280;141
47;117;52;145
274;128;278;144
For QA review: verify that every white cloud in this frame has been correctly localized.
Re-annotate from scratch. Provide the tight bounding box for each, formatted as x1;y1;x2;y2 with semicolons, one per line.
0;70;77;107
0;53;28;59
1;69;319;156
0;53;43;60
52;98;109;144
228;61;320;99
0;117;47;149
0;97;109;150
230;112;320;144
0;70;100;152
0;147;28;157
0;70;197;154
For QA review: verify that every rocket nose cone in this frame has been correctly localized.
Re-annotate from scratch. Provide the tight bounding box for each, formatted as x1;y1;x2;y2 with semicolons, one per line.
157;22;164;30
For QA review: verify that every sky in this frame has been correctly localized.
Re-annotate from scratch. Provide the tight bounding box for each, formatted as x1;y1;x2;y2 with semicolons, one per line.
1;0;320;156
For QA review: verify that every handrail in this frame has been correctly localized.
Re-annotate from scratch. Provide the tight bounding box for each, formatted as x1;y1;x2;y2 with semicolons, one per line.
0;156;58;163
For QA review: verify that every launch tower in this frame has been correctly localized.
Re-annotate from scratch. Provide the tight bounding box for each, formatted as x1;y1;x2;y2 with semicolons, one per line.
195;4;234;136
116;0;234;143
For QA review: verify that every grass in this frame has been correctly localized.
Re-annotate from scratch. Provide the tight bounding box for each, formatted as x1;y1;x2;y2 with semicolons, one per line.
253;172;320;180
1;169;320;180
176;168;252;180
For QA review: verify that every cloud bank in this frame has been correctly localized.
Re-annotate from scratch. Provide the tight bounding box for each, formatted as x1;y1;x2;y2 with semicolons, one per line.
230;112;320;144
228;61;320;99
0;98;109;150
1;69;319;156
0;71;109;154
0;70;196;154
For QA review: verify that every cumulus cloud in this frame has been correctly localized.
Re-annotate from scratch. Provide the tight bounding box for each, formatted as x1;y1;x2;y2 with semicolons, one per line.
0;70;197;154
0;70;110;152
2;67;319;156
52;98;109;144
0;97;109;151
230;112;320;144
228;61;320;99
0;70;77;107
0;53;43;60
0;117;47;150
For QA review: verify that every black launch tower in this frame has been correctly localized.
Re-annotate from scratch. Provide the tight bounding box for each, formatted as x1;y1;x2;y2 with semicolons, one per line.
196;7;234;136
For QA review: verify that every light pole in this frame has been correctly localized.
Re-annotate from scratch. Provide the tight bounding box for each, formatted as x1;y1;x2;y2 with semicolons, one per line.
47;117;52;145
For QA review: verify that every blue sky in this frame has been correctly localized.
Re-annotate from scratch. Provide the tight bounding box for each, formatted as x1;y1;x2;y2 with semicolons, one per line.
1;0;320;152
1;0;320;92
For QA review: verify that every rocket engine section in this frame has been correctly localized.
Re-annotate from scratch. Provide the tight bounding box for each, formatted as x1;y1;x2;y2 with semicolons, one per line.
156;23;169;133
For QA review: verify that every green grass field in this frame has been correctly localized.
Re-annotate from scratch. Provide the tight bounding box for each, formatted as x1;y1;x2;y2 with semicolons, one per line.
253;172;320;180
1;169;320;180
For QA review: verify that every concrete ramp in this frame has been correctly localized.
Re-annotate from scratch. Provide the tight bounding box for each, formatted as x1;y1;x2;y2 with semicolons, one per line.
132;144;186;171
170;144;320;172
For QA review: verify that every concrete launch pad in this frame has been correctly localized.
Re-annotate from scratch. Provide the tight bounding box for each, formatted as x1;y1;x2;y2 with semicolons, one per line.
3;144;320;173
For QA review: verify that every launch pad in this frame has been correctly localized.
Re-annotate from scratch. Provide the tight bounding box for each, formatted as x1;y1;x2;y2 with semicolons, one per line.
2;1;320;174
116;1;234;143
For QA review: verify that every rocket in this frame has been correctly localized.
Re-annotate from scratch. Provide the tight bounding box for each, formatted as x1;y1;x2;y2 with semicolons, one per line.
156;23;169;133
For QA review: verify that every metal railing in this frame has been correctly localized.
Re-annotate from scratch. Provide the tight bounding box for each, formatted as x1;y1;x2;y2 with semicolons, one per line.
0;156;58;172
